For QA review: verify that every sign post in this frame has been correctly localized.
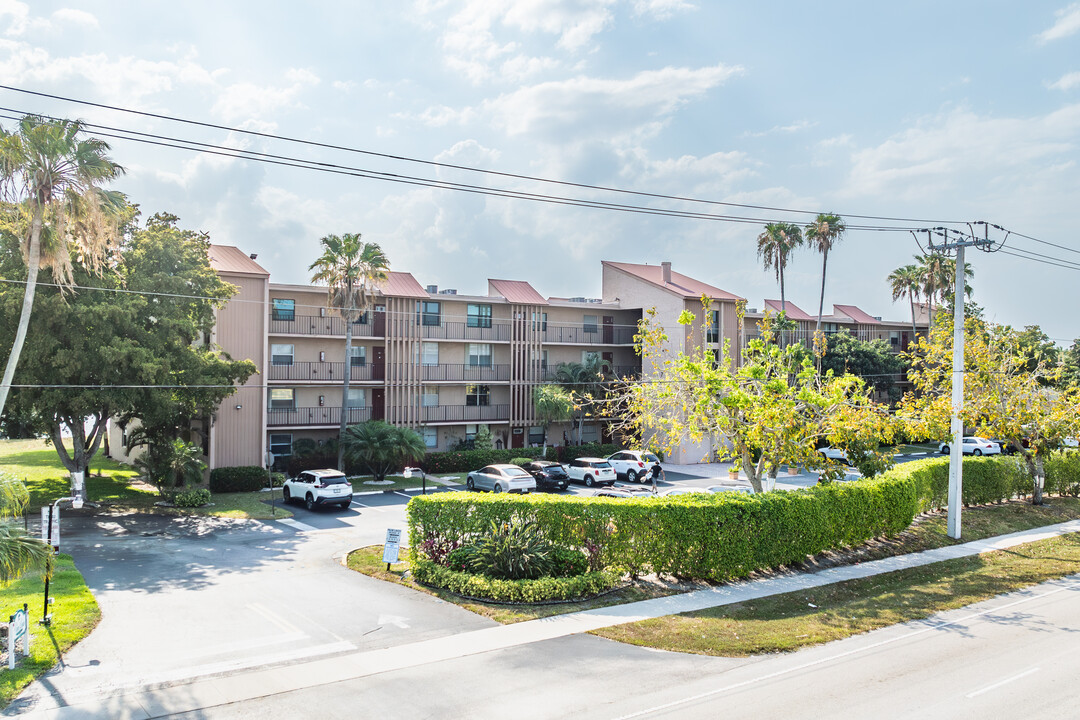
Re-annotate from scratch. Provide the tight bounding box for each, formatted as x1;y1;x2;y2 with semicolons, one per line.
265;451;276;518
8;605;29;670
382;528;402;571
39;506;60;553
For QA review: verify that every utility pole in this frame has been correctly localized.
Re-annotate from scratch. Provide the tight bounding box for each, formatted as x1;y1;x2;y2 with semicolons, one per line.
926;225;991;539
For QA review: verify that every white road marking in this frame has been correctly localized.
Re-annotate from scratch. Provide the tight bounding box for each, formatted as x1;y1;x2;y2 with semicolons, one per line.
965;667;1041;698
277;517;318;532
172;630;307;662
376;614;411;629
248;603;303;635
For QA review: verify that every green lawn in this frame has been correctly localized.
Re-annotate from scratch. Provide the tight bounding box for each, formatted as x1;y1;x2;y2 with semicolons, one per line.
593;532;1080;656
0;556;100;707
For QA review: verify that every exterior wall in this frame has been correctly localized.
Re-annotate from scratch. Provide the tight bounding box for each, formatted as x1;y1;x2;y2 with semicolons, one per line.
209;272;267;469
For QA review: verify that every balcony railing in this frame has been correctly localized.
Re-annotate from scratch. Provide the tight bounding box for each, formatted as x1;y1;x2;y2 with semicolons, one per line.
406;320;513;342
267;406;373;427
542;323;636;345
538;364;640;382
268;361;383;381
413;364;510;382
269;314;381;337
410;404;511;423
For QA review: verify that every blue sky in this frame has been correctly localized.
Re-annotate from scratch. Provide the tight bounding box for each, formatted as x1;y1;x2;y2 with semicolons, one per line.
2;1;1078;340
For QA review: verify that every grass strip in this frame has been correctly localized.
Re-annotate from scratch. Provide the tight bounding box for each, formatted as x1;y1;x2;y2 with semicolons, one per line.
0;556;101;707
591;532;1080;656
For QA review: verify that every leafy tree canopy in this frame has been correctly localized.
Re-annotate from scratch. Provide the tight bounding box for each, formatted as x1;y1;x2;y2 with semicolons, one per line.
819;331;908;402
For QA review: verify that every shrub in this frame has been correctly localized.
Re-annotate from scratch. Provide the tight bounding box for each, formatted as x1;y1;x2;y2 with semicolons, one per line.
509;457;534;467
411;560;620;603
462;519;557;580
209;466;274;493
545;443;621;463
549;547;588;578
173;488;211;507
1045;450;1080;497
445;546;472;572
421;448;545;474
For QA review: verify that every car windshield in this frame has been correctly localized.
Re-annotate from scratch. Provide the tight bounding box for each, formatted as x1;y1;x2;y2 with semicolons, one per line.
504;468;531;478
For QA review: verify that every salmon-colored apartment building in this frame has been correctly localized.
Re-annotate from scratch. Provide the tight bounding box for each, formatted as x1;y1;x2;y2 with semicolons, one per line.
127;249;916;469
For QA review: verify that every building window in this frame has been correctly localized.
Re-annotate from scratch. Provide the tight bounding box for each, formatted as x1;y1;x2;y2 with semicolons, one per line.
421;386;439;407
271;344;294;366
531;349;548;371
581;423;599;443
529;426;544;445
272;298;295;321
417;300;441;326
349;345;366;366
347;388;366;407
269;389;295;409
353;311;369;325
890;331;900;346
823;322;839;335
467;304;492;328
468;343;493;367
707;310;720;344
465;424;479;442
423;426;438;449
414;342;439;366
583;314;598;334
532;311;547;331
712;349;721;368
269;434;292;457
466;384;490;407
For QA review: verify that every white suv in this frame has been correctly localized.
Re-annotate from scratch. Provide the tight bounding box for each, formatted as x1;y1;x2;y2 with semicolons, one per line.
606;450;661;483
283;469;353;510
564;457;617;488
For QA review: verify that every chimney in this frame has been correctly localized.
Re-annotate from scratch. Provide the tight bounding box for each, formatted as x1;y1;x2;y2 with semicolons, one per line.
661;261;672;285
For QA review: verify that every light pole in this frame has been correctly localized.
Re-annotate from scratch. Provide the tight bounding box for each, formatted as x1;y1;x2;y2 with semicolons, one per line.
41;493;82;625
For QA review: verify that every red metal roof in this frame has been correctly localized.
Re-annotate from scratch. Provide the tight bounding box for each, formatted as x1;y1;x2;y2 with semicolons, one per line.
488;279;548;305
603;261;743;301
208;245;269;276
763;299;814;321
833;304;881;325
380;271;428;299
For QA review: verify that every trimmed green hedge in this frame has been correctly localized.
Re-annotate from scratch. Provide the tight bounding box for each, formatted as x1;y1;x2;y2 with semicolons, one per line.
209;466;281;493
544;443;621;463
412;560;621;603
421;448;545;474
407;475;920;582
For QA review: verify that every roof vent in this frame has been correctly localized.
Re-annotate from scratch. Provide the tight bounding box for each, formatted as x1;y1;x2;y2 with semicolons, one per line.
747;308;758;314
874;316;882;321
661;261;672;284
426;284;438;294
439;289;457;295
249;253;258;260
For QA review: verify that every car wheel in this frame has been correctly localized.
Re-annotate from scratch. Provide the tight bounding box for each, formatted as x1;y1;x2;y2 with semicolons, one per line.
466;477;475;491
584;475;595;487
940;445;950;455
305;494;315;511
627;469;638;483
282;487;291;504
973;449;982;456
493;484;503;493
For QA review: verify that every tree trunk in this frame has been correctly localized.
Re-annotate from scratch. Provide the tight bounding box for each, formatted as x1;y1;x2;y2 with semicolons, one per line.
0;204;44;419
338;316;354;472
909;292;918;345
816;247;829;336
779;259;787;348
1033;452;1045;505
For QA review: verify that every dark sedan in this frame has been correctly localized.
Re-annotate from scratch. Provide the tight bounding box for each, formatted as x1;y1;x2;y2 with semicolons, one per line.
521;461;569;492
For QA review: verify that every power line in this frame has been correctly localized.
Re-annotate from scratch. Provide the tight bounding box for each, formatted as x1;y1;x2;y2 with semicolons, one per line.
0;84;973;226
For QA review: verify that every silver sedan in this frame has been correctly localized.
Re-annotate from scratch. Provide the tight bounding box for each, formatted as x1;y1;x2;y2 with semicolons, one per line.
465;464;537;494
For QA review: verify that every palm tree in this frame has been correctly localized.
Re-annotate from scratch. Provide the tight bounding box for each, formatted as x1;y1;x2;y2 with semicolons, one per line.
0;472;52;585
0;115;125;419
342;420;425;482
915;254;973;335
888;264;922;343
756;222;803;316
309;233;390;471
532;384;574;456
554;354;609;444
805;213;846;335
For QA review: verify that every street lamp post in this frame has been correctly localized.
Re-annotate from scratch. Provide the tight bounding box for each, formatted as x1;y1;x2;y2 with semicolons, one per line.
41;493;83;625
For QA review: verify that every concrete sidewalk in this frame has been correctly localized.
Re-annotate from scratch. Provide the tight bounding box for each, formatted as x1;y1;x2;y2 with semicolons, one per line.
12;518;1080;719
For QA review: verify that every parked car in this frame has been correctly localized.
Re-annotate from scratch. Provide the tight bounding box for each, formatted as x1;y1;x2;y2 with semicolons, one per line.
282;469;353;510
705;485;754;494
988;439;1019;455
594;486;654;499
659;487;710;497
938;437;1001;456
564;457;617;487
817;447;849;463
520;460;569;492
465;464;536;494
605;450;662;483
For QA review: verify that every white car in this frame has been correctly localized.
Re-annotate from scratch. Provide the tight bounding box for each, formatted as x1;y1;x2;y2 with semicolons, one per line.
564;457;617;487
705;485;754;494
465;464;536;494
817;447;849;463
938;437;1001;456
659;487;709;497
605;450;662;483
282;469;353;510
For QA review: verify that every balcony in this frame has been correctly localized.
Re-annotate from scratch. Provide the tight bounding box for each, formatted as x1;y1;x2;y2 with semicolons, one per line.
412;404;511;423
269;314;382;337
391;319;513;342
268;361;383;382
542;323;636;345
415;364;510;382
267;406;373;427
538;364;640;382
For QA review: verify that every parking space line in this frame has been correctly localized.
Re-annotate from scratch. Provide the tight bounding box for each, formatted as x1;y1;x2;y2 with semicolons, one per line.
276;517;318;532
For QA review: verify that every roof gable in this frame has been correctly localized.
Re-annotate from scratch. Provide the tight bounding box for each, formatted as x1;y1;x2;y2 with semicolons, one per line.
208;245;269;276
603;261;742;301
762;299;814;321
833;304;881;325
488;278;548;305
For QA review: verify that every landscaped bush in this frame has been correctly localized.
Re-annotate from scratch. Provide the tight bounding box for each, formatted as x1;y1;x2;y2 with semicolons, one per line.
509;457;534;467
1045;450;1080;497
544;443;621;463
420;448;545;474
411;560;620;603
173;488;211;507
209;466;275;493
878;455;1033;510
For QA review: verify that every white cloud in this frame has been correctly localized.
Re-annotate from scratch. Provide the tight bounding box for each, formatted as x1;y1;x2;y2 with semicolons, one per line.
211;68;320;124
51;8;98;28
743;119;817;138
1050;70;1080;90
478;63;741;137
632;0;694;20
1037;3;1080;44
0;0;48;36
